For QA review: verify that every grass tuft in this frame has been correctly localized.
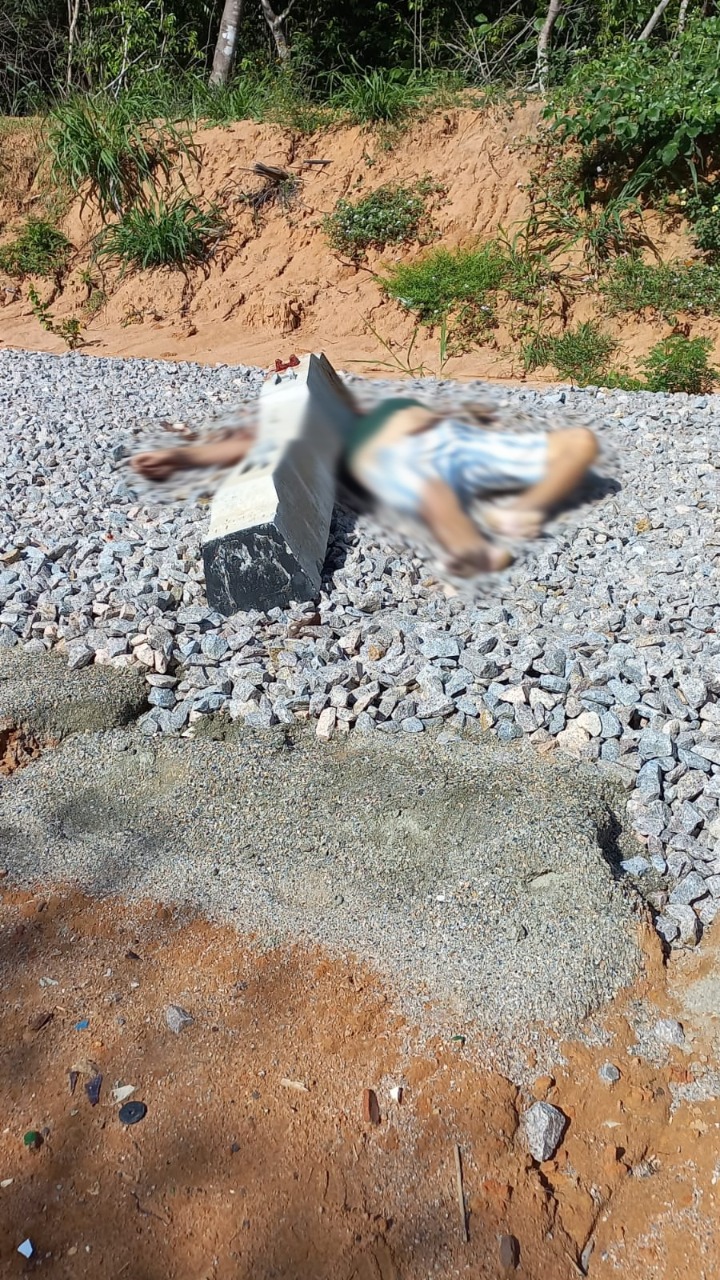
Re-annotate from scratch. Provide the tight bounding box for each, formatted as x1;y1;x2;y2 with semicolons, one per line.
523;321;617;385
331;67;429;125
383;243;508;345
46;95;195;218
94;195;228;270
0;218;71;277
603;256;720;321
640;334;718;395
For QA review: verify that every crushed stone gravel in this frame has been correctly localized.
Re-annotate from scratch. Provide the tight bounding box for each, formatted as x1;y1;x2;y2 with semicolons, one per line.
1;348;719;949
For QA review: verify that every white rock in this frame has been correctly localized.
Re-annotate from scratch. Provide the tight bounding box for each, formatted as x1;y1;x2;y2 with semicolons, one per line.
523;1101;567;1161
316;706;336;741
653;1018;685;1046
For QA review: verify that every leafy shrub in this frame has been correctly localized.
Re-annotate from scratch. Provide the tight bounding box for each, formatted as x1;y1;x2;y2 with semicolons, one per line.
331;67;428;125
0;218;71;277
94;196;228;270
384;244;507;333
523;322;617;385
640;334;718;394
324;184;430;259
603;257;720;319
47;95;195;218
547;18;720;189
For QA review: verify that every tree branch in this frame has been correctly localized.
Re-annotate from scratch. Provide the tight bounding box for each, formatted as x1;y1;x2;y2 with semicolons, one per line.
639;0;673;40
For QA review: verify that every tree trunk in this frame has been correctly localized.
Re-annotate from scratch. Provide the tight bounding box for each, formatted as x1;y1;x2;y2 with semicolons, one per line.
677;0;691;31
259;0;295;62
536;0;563;92
639;0;673;39
210;0;244;86
66;0;82;89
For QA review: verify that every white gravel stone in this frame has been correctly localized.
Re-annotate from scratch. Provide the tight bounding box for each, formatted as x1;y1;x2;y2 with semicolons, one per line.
523;1101;567;1161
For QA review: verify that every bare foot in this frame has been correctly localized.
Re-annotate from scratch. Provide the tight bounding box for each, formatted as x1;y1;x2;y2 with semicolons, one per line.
484;504;546;539
130;449;182;482
444;544;514;577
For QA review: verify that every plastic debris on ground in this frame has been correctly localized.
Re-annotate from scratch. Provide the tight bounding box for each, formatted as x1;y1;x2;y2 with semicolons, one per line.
85;1074;103;1106
111;1084;136;1104
17;1240;34;1259
118;1101;147;1126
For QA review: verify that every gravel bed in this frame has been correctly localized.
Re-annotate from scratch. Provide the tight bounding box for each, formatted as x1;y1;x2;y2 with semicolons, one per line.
1;348;719;949
0;725;641;1072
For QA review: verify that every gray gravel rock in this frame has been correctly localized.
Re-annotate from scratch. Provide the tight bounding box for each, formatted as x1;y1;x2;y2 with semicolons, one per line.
165;1004;194;1034
2;350;720;950
653;1017;685;1046
523;1101;567;1161
599;1062;621;1084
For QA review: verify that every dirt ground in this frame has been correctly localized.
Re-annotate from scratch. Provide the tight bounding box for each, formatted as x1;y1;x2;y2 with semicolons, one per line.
0;106;712;380
0;879;719;1280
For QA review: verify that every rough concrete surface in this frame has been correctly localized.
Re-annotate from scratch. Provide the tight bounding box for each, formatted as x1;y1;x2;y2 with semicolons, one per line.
0;665;643;1070
0;648;147;738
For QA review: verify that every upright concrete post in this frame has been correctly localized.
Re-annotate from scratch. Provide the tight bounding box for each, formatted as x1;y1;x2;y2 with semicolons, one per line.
203;353;355;615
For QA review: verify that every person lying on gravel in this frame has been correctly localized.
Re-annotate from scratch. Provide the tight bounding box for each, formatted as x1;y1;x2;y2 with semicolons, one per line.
131;393;598;577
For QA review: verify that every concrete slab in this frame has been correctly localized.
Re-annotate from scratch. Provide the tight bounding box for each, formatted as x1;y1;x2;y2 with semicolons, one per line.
203;352;354;614
0;649;147;738
0;715;642;1073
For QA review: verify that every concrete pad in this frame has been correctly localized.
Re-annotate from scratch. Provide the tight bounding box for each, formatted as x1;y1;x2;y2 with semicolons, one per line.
0;723;642;1073
0;649;147;739
203;352;353;614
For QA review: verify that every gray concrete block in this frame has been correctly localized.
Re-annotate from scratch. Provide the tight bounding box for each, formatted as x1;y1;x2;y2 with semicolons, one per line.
203;353;354;615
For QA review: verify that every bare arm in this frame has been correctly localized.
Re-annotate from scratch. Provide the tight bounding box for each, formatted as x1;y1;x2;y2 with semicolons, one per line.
131;427;255;482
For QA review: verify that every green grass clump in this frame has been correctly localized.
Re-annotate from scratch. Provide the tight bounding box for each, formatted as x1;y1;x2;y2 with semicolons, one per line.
331;67;429;125
523;321;617;385
46;95;195;218
0;218;71;277
603;257;720;320
384;243;508;340
325;184;430;259
94;196;228;270
640;334;718;395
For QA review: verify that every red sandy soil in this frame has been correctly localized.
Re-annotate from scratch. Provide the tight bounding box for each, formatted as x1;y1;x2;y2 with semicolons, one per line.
0;877;718;1279
0;107;714;380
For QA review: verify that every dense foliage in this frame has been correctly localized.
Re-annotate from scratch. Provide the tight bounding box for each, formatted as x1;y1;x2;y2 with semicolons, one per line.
2;2;719;116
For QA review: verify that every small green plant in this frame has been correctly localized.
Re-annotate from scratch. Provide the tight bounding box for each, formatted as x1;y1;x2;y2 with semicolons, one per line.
0;219;71;278
331;66;428;125
84;287;107;317
681;184;720;259
324;183;431;259
47;95;196;218
27;284;84;348
523;321;617;384
94;195;228;270
603;257;720;320
383;243;507;347
640;334;718;394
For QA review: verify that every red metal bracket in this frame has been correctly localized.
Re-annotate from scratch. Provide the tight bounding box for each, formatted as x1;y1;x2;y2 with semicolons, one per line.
274;355;300;372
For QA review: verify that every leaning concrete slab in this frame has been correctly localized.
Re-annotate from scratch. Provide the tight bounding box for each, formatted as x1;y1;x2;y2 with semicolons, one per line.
203;352;354;615
0;723;642;1075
